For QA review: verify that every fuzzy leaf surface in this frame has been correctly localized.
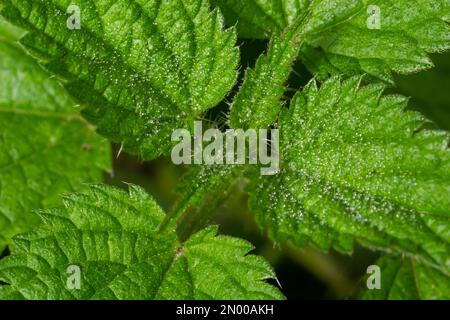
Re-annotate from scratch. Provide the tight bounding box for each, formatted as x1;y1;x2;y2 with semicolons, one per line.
0;0;239;159
214;0;450;83
229;14;307;129
250;77;450;274
0;184;283;300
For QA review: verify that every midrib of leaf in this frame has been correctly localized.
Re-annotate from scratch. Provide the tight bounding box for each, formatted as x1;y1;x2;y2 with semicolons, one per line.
290;134;450;210
307;3;374;37
215;0;366;37
289;141;450;219
86;241;176;300
153;248;184;300
8;228;171;300
186;248;246;293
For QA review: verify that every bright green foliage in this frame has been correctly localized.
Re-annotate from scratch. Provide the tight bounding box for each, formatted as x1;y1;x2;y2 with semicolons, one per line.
361;255;450;299
229;15;307;129
0;0;239;160
0;0;449;301
249;172;355;254
174;164;244;224
0;9;21;39
228;0;367;129
249;77;450;273
177;165;242;209
214;0;450;83
0;19;110;252
0;184;283;300
173;165;244;239
211;0;308;39
396;52;450;131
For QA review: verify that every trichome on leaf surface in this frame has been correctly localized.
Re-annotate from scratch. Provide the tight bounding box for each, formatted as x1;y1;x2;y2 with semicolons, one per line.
0;0;449;300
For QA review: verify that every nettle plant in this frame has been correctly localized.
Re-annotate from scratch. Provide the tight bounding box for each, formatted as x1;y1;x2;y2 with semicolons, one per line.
0;0;449;300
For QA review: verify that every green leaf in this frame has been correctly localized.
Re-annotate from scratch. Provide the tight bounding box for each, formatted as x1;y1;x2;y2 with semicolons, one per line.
249;172;355;253
395;52;450;131
211;0;309;39
172;164;245;239
0;0;239;160
0;7;21;39
229;14;308;129
249;77;450;273
360;255;450;299
228;1;367;129
214;0;450;84
0;184;283;300
0;19;110;252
